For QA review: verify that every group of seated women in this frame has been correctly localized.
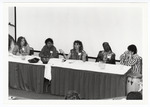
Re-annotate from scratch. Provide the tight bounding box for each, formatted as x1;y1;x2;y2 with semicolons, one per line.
38;38;116;63
9;35;142;74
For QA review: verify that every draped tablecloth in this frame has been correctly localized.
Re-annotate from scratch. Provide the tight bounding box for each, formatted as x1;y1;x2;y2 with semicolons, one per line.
48;59;131;99
9;55;45;93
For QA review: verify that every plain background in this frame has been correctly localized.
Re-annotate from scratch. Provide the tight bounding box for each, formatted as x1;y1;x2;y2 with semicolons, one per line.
9;5;143;59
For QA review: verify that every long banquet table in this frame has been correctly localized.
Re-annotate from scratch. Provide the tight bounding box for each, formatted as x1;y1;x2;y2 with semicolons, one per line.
9;55;46;93
48;59;131;99
9;55;131;99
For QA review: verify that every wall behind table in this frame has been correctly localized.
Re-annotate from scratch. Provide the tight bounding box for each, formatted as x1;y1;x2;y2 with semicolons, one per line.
16;4;143;59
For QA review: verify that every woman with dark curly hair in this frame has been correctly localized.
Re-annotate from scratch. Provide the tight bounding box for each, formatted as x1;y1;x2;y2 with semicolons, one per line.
96;42;116;64
59;40;87;62
12;36;30;55
39;38;58;64
120;44;142;74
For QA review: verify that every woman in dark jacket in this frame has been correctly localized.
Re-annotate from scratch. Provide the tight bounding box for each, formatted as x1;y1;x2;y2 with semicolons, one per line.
39;38;58;63
96;42;116;64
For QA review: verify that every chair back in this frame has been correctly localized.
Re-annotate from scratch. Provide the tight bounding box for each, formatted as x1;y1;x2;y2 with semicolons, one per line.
29;47;34;55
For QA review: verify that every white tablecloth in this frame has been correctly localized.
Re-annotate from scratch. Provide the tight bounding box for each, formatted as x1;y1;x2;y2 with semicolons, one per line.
8;55;52;80
45;58;131;80
8;55;131;81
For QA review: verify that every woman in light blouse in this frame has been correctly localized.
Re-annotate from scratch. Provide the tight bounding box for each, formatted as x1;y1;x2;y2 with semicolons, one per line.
12;36;30;56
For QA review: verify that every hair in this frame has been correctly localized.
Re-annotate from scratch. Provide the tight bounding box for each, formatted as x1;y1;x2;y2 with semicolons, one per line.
127;44;137;54
102;42;112;52
16;36;28;51
126;92;142;100
65;90;81;100
73;40;83;52
8;34;15;51
45;38;54;45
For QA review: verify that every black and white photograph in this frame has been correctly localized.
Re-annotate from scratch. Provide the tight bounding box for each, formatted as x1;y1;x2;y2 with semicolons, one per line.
0;0;149;107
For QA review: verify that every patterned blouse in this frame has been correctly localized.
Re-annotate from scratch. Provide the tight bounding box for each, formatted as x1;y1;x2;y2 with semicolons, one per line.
69;49;86;60
120;53;142;74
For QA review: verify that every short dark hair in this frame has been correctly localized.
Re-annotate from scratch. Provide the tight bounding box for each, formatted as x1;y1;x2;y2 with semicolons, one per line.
126;92;142;100
128;44;137;54
45;38;53;45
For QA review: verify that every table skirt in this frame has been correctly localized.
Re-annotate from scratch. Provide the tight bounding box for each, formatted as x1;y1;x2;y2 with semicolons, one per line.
9;62;45;93
51;66;126;99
